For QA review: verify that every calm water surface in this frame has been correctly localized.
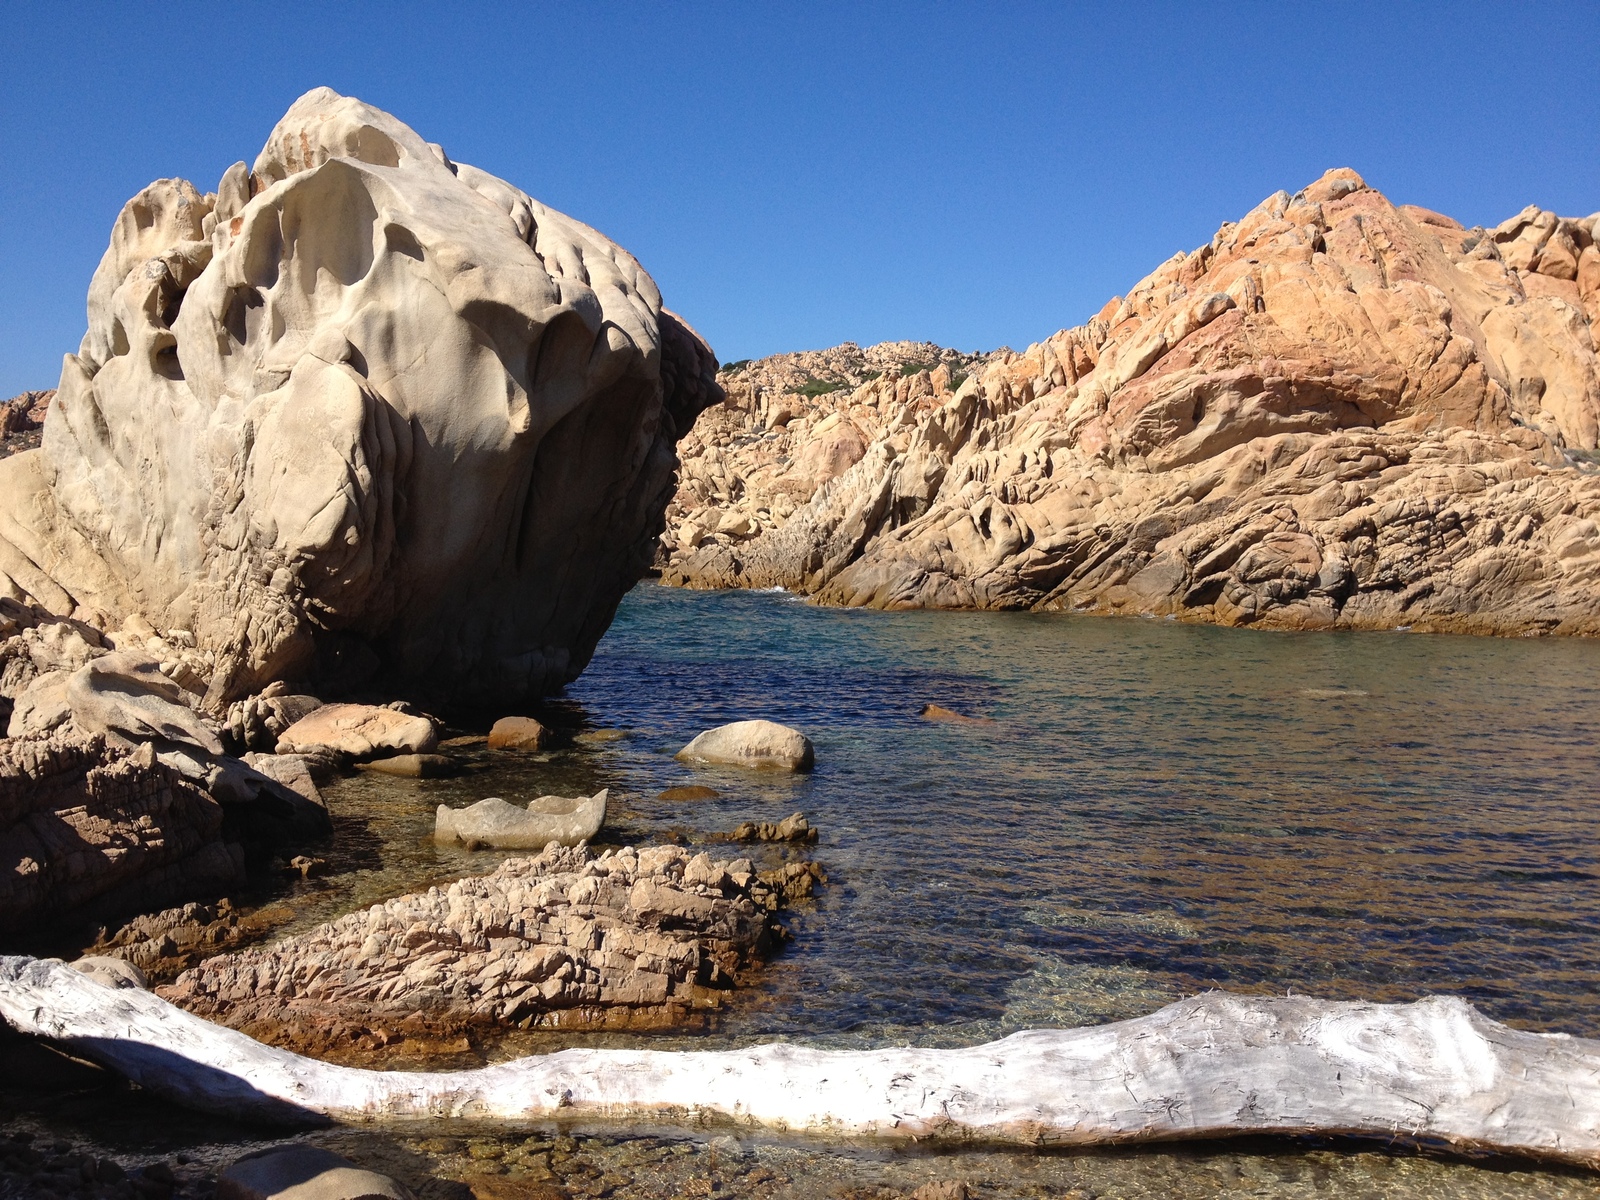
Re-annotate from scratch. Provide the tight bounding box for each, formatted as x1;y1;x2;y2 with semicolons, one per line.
16;583;1600;1198
322;581;1600;1044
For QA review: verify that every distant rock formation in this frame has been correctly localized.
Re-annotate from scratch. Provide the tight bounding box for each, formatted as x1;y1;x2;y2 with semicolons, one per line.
662;170;1600;635
0;88;719;709
0;391;52;459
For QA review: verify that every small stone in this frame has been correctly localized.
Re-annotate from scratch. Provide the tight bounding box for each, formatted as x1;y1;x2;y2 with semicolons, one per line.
574;728;628;744
676;720;814;772
69;955;149;990
216;1143;413;1200
487;717;551;751
288;855;329;879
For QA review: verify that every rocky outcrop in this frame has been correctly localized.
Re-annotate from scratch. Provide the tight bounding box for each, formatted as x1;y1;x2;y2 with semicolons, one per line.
0;88;719;710
160;842;817;1054
662;171;1600;635
0;729;244;934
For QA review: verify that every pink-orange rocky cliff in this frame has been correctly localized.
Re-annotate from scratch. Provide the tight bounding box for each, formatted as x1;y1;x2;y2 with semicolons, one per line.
664;170;1600;635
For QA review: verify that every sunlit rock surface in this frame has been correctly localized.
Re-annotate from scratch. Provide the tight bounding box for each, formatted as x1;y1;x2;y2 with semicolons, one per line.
0;88;719;708
664;171;1600;635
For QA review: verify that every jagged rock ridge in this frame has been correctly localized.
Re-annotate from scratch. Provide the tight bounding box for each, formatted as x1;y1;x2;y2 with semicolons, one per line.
662;170;1600;635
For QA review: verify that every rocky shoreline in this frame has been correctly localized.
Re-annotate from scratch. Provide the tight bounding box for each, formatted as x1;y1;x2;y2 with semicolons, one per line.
659;171;1600;637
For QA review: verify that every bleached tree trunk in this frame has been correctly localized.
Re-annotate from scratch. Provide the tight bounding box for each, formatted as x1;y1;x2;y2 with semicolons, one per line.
2;956;1597;1167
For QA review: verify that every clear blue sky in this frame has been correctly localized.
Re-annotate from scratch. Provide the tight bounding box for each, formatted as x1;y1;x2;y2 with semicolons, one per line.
2;2;1596;395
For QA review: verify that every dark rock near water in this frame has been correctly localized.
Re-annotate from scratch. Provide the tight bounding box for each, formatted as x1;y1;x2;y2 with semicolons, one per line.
0;730;244;934
218;1144;415;1200
730;812;818;843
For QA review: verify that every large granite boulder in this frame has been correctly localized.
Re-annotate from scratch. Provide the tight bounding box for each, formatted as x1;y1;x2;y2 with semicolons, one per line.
661;172;1600;635
0;88;719;709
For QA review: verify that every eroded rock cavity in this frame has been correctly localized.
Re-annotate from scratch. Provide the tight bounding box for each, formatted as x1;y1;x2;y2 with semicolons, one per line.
0;88;719;708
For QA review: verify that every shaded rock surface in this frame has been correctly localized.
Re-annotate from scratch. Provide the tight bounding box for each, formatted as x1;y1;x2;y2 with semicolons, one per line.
662;171;1600;635
162;842;817;1051
0;729;244;934
0;88;719;709
218;1144;415;1200
85;898;262;980
676;719;815;771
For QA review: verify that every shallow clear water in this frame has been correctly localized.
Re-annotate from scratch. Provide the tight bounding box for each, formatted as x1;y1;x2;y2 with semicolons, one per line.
15;582;1600;1197
315;581;1600;1045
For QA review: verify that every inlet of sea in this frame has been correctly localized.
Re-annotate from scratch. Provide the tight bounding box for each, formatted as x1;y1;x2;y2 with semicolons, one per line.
9;581;1600;1198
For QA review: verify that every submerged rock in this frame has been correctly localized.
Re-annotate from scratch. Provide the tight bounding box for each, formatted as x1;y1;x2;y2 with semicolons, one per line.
163;841;814;1050
676;719;815;772
658;784;720;801
730;812;817;843
435;790;606;849
920;703;994;725
359;752;454;778
0;87;721;707
664;174;1600;636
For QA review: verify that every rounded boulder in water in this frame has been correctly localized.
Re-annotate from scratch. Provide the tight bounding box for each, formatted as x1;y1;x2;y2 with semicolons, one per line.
676;719;815;772
487;716;550;750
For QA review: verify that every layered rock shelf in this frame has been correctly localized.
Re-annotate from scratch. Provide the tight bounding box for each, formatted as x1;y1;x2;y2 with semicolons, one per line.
160;842;819;1056
661;171;1600;635
0;729;242;934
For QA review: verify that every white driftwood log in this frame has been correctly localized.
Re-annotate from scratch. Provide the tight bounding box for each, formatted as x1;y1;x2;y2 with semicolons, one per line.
2;956;1597;1166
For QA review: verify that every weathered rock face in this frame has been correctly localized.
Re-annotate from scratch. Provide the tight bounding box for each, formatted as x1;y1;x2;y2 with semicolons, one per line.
663;171;1600;635
0;88;719;709
0;729;244;934
161;842;817;1055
